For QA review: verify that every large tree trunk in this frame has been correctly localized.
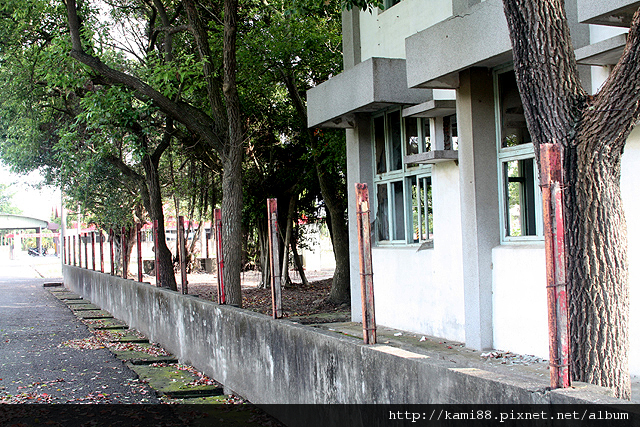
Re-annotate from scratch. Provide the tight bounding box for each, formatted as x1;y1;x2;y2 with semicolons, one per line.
221;0;243;307
142;153;178;291
565;145;629;398
502;0;640;399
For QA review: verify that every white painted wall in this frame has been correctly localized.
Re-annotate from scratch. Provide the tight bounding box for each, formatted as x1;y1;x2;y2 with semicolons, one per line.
371;161;465;342
359;0;452;61
492;244;549;358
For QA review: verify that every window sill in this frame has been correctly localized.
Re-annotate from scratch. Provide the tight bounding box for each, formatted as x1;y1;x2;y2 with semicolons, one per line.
404;150;458;165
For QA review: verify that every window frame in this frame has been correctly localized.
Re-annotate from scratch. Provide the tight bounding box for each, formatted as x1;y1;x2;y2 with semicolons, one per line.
494;66;544;243
372;107;434;247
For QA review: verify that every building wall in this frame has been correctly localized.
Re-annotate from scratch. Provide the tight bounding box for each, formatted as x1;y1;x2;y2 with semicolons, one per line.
358;0;452;61
371;161;465;342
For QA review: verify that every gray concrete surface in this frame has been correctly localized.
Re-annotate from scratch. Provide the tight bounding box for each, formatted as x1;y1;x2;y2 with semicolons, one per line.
64;265;636;408
0;255;160;403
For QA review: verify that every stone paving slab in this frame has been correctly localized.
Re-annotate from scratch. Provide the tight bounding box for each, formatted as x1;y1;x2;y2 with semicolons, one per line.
51;292;83;300
65;299;92;305
69;303;101;311
74;309;113;319
93;329;149;343
128;364;224;398
109;343;178;364
83;318;128;330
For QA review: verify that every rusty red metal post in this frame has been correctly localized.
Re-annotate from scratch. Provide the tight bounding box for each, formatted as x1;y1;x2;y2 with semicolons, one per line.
153;220;161;287
121;226;128;279
137;223;143;283
72;235;77;266
540;143;571;389
99;231;104;273
214;209;225;304
91;232;96;271
267;199;282;319
178;216;188;294
84;233;88;269
63;237;67;265
109;229;115;276
355;183;376;344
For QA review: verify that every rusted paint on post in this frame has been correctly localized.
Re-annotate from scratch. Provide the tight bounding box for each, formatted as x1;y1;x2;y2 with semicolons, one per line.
73;235;76;266
84;233;88;269
121;226;128;279
91;232;96;271
355;183;376;344
267;199;282;319
137;223;143;283
63;237;67;265
178;216;188;294
99;231;104;273
109;229;115;276
153;220;161;287
214;209;225;304
540;143;571;390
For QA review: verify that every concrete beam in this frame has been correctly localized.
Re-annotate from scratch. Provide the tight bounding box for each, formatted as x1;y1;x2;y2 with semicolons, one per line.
307;58;429;128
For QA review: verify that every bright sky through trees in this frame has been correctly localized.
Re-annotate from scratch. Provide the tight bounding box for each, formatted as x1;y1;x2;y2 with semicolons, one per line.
0;165;60;220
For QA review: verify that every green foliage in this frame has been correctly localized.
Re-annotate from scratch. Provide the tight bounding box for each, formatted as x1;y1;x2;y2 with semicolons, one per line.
0;183;21;214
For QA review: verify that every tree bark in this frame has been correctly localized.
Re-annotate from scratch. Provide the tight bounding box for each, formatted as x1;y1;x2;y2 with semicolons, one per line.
221;0;243;306
502;0;640;399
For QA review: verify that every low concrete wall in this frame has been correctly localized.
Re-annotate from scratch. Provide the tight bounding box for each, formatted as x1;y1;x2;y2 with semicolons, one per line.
63;266;624;410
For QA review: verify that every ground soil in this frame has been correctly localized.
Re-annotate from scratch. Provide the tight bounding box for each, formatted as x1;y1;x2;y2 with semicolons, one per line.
185;270;350;323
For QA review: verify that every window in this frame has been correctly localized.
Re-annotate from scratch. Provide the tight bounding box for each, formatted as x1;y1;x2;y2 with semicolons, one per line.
496;70;542;241
373;109;433;245
384;0;402;9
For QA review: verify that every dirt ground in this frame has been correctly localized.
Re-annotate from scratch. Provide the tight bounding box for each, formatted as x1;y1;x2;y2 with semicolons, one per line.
180;269;351;323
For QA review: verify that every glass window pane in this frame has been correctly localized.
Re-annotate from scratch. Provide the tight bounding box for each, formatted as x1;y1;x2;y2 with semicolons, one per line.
376;183;389;241
504;158;536;236
410;176;419;243
422;119;431;152
388;111;402;171
374;116;386;174
422;177;433;240
499;72;531;148
392;181;405;240
405;117;419;156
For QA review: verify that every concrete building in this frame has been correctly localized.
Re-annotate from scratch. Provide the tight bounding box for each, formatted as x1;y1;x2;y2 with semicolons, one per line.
307;0;640;377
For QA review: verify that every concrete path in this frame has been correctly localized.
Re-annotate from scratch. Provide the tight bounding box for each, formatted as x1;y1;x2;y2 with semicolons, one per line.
0;254;160;404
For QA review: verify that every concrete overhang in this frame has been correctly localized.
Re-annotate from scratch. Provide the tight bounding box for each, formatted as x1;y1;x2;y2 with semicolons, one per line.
306;57;430;128
405;0;512;89
575;33;627;65
577;0;640;27
402;100;457;118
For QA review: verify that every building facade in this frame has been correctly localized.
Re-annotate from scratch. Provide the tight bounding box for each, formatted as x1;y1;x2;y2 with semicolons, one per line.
307;0;640;377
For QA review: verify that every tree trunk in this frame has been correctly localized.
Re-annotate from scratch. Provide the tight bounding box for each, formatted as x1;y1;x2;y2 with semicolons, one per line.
142;153;177;291
257;218;271;289
290;224;310;287
565;145;629;398
281;193;296;288
221;0;243;307
502;0;640;399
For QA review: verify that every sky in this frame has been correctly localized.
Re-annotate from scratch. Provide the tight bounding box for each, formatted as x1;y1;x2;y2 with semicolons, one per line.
0;164;61;221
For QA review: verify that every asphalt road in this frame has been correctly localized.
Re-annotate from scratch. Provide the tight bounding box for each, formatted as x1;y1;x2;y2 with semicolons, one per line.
0;253;160;404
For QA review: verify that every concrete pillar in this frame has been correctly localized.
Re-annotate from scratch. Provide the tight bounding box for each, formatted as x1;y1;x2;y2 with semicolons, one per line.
456;68;500;350
346;115;373;322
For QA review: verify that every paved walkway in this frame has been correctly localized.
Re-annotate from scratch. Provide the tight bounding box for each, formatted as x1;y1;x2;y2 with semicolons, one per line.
0;255;160;404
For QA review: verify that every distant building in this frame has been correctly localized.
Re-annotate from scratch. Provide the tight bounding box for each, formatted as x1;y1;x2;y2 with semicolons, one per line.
307;0;640;376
